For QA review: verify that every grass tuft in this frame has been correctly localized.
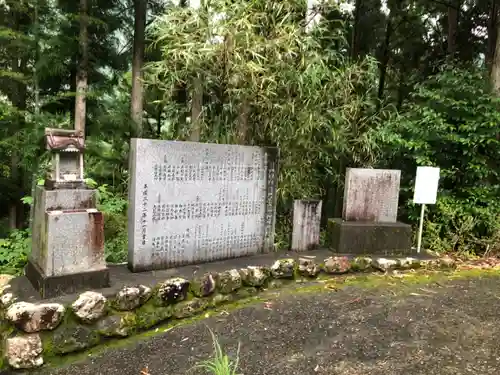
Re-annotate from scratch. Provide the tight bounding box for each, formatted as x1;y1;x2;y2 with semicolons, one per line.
195;328;241;375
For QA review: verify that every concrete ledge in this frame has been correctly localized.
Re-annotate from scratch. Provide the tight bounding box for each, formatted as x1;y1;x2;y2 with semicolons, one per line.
0;250;453;371
327;218;413;255
25;260;110;299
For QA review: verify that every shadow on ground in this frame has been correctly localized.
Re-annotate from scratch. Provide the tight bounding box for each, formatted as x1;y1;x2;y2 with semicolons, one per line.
27;272;500;375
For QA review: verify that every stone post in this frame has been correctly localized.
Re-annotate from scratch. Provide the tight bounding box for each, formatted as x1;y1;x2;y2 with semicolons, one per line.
26;128;109;298
291;200;322;252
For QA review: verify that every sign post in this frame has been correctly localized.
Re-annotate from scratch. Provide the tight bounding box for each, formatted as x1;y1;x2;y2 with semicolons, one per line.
413;167;440;253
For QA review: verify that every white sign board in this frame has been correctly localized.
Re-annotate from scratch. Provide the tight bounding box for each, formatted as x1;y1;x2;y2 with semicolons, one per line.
413;166;440;204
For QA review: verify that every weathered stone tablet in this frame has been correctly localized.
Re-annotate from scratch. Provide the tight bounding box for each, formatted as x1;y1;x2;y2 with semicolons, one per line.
128;139;278;271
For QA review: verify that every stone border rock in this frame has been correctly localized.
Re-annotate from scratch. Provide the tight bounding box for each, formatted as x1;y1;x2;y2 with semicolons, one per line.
0;255;455;370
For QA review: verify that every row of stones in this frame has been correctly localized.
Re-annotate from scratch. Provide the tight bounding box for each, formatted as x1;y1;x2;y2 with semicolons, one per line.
1;255;455;370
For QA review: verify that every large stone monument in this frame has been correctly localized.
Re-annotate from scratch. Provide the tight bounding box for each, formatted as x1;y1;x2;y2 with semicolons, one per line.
26;128;109;298
327;168;412;255
128;139;279;271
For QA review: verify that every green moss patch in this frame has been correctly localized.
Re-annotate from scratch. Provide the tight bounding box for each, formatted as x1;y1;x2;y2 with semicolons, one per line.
134;302;173;330
43;323;101;356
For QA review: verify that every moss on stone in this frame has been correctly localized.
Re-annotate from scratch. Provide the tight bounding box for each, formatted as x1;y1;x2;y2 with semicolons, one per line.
240;266;271;287
217;269;242;294
0;317;15;370
267;279;285;289
297;258;320;278
234;287;259;299
210;293;235;307
6;259;497;372
96;313;137;338
350;257;372;272
190;273;216;298
324;256;351;274
172;298;209;319
156;278;190;306
34;293;266;371
271;259;297;279
43;322;101;355
134;301;173;330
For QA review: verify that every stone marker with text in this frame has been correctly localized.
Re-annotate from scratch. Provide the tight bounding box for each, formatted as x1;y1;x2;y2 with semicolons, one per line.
128;139;279;271
291;200;322;252
328;168;413;255
343;168;400;222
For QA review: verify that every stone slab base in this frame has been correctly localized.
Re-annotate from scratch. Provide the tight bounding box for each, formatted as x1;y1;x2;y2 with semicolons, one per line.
327;218;413;255
44;180;88;190
25;259;110;299
33;186;97;211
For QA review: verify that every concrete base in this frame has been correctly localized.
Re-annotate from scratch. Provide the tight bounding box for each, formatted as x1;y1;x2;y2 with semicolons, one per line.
327;218;413;255
25;259;110;299
29;186;108;298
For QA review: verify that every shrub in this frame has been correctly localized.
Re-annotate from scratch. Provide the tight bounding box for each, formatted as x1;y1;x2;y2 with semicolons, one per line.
377;65;500;255
0;229;31;275
87;178;128;263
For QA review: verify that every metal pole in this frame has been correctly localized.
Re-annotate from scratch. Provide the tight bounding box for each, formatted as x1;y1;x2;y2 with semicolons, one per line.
417;204;425;253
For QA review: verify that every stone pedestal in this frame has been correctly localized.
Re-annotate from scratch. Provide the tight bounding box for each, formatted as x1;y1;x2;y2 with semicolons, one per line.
327;168;413;255
27;186;109;298
291;200;322;251
327;218;412;255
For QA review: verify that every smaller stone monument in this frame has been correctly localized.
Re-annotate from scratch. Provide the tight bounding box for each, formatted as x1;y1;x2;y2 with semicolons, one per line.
291;200;322;251
327;168;412;255
26;128;109;298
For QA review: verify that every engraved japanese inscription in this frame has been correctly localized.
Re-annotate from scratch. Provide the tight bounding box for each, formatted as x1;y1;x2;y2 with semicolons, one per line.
342;168;401;223
128;139;279;271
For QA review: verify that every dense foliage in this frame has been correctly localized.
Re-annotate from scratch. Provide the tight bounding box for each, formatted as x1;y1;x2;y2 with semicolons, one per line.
147;0;387;247
379;65;500;255
1;0;500;273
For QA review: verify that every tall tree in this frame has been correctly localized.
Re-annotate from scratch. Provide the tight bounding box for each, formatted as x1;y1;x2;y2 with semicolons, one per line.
0;1;32;229
189;0;203;142
487;0;498;73
131;0;147;136
189;76;203;141
377;15;393;101
447;0;459;56
350;0;363;59
74;0;89;134
492;11;500;92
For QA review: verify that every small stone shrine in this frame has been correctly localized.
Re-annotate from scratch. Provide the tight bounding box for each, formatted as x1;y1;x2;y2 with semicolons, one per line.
291;200;322;252
128;139;279;271
26;128;109;298
327;168;412;255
